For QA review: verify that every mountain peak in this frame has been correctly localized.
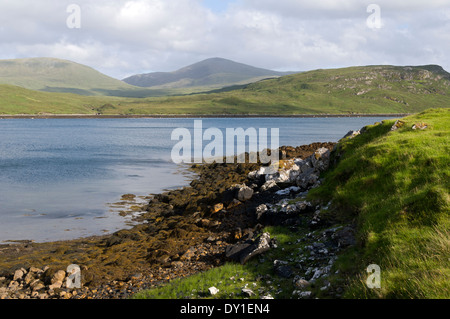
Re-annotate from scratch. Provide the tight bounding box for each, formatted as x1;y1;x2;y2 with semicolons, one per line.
123;57;290;89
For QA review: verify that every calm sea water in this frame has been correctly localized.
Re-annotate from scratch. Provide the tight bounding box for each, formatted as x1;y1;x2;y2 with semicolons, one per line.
0;117;394;242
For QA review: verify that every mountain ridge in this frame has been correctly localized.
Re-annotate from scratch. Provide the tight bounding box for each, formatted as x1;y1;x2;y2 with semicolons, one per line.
0;62;449;115
122;57;295;89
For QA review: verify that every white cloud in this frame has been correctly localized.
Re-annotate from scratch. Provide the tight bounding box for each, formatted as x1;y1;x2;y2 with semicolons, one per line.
0;0;448;79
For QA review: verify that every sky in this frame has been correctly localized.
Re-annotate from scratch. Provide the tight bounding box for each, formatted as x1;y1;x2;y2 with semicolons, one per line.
0;0;449;80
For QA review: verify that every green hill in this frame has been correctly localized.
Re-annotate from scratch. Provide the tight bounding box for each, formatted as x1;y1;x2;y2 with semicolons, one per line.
1;64;449;115
98;64;450;115
200;64;450;114
0;84;122;115
0;57;188;98
0;57;140;96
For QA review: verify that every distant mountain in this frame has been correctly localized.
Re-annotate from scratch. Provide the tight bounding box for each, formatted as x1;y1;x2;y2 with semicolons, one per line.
0;57;139;96
122;57;294;89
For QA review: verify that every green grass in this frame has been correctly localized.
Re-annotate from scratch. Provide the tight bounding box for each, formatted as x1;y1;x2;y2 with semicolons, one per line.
308;108;450;298
133;108;449;300
0;58;138;95
0;84;110;114
1;64;449;115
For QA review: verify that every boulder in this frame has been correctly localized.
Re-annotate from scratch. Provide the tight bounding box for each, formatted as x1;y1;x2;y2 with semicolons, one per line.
225;232;272;264
412;122;428;130
242;288;255;297
391;120;405;131
266;170;290;183
237;186;254;202
255;204;268;220
51;270;66;284
310;147;330;172
296;171;319;189
13;269;25;281
294;278;311;290
341;130;360;140
260;180;280;192
295;200;312;212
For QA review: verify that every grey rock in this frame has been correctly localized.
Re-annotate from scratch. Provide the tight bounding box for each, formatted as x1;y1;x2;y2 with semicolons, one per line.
255;204;268;220
294;278;310;290
226;232;272;265
266;170;290;183
241;288;255;297
295;200;312;212
341;130;360;140
237;186;254;202
260;180;280;192
296;171;319;189
310;147;330;172
391;120;405;131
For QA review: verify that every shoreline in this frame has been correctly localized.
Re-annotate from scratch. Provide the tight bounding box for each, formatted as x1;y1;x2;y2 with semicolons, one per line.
0;142;336;299
0;113;408;119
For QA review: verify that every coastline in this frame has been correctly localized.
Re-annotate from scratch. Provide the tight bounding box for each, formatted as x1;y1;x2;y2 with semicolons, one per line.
0;142;336;299
0;113;408;119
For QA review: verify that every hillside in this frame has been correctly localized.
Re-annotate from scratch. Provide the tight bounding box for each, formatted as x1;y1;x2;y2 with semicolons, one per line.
99;64;450;115
1;64;449;115
122;57;292;89
309;108;450;298
0;57;143;96
0;84;125;115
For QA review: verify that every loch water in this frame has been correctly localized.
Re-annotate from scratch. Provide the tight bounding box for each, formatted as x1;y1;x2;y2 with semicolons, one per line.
0;117;394;242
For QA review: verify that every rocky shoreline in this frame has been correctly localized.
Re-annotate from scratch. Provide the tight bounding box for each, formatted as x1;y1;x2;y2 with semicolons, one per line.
0;140;356;299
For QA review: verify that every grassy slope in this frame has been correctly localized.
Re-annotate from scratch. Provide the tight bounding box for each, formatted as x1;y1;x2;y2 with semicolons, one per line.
133;108;449;299
309;108;449;298
0;84;108;114
1;64;449;115
84;65;450;115
0;58;138;95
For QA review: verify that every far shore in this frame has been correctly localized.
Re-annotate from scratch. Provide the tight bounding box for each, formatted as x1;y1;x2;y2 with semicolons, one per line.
0;113;408;119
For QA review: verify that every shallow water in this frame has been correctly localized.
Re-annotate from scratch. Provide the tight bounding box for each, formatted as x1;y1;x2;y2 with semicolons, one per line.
0;116;394;242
